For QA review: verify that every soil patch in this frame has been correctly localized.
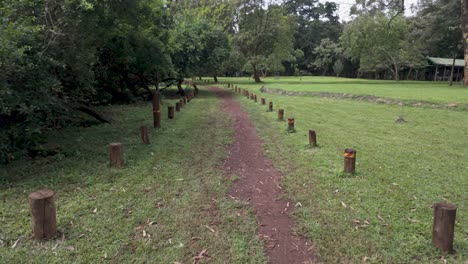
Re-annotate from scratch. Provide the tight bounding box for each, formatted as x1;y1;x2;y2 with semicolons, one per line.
209;86;316;264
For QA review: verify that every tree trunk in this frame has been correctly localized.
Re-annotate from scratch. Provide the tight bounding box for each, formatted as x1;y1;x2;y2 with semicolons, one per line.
393;64;399;81
213;76;218;83
407;68;412;80
177;80;185;96
463;0;468;85
449;51;457;86
253;64;261;83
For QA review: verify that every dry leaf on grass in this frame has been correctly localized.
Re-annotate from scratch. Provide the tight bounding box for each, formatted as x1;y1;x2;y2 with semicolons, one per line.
205;225;215;233
341;201;347;208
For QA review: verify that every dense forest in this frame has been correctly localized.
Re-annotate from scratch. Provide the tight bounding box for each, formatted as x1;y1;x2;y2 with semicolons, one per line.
0;0;463;163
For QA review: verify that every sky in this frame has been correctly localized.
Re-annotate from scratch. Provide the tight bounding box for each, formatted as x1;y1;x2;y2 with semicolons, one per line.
322;0;419;21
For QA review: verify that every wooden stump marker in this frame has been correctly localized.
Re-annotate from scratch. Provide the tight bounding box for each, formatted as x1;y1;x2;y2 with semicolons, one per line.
287;118;295;131
140;126;150;144
110;143;124;168
261;98;266;105
344;148;356;174
432;202;457;253
179;99;184;108
309;130;317;146
29;190;57;240
168;106;175;119
278;109;284;121
254;94;257;102
152;91;161;128
269;102;273;112
176;102;181;112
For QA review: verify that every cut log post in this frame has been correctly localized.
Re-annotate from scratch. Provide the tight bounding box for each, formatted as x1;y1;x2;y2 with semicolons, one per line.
179;99;184;108
269;102;273;112
140;126;150;145
29;190;57;240
288;118;295;131
250;93;254;100
183;97;187;105
176;102;181;112
309;130;317;146
254;94;257;102
432;202;457;253
261;98;266;105
278;109;284;121
168;106;175;119
109;143;124;168
152;91;161;128
186;96;190;103
344;148;356;174
246;92;250;99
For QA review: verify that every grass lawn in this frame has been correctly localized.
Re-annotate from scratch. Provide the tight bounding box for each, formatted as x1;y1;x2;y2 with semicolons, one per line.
218;76;468;104
226;78;467;263
0;88;266;263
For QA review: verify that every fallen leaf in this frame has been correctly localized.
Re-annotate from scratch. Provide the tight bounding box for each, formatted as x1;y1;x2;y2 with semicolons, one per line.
295;202;302;207
352;219;361;224
377;214;385;222
143;230;147;237
92;208;97;213
205;225;215;233
363;256;368;262
11;238;21;248
341;201;347;208
64;246;75;251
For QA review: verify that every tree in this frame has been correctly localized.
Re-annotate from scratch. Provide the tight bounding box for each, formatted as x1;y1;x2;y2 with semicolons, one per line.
333;60;344;76
341;13;426;80
312;38;342;75
284;0;342;73
233;1;295;82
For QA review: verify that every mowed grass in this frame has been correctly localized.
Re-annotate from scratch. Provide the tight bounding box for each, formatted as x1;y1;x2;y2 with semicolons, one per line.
0;88;266;263
223;80;467;263
218;76;468;104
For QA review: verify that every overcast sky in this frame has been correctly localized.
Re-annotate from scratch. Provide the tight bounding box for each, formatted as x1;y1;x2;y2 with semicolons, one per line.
321;0;419;21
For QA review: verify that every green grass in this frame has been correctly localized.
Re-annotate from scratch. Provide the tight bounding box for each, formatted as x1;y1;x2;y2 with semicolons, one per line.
218;76;468;104
225;80;467;263
0;88;266;263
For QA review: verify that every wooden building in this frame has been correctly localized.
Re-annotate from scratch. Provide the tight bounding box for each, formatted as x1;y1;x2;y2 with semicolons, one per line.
427;57;464;82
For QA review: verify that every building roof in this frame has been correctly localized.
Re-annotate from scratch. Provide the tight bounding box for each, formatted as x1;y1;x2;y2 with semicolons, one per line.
427;57;464;67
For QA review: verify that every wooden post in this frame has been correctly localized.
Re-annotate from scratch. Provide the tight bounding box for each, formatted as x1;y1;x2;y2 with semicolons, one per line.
29;190;56;240
261;98;266;105
179;99;184;108
287;118;295;131
186;96;190;103
176;102;181;112
168;106;175;119
269;102;273;112
246;91;250;99
432;202;457;253
228;84;230;88
254;94;257;102
250;94;254;100
344;148;356;174
110;143;124;168
140;126;150;145
183;97;187;105
152;91;161;128
278;109;284;121
309;130;317;146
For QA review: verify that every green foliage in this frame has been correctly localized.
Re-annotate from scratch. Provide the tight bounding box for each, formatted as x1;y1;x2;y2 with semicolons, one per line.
333;60;344;76
341;13;426;80
233;1;295;82
312;38;343;75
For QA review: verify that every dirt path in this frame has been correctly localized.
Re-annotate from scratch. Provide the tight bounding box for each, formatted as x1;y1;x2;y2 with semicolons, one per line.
209;86;316;264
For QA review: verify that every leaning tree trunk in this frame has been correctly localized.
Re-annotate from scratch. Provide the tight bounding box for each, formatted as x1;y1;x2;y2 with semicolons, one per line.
463;0;468;85
213;76;218;83
176;80;185;96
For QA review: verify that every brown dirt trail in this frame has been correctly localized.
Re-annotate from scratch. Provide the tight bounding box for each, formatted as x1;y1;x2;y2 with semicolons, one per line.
209;86;316;264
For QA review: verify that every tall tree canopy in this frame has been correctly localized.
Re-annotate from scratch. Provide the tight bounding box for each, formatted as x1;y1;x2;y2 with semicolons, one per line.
233;0;296;82
341;12;425;80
